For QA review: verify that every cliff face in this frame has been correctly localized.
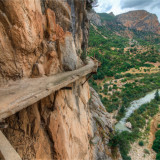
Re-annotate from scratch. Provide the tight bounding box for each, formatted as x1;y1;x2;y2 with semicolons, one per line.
0;0;89;85
0;0;116;159
88;10;102;26
117;10;160;34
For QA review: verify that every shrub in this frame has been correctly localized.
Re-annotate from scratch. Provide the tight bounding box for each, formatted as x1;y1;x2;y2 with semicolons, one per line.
156;152;160;160
155;130;160;138
144;149;150;154
157;124;160;128
155;89;160;101
152;135;160;153
109;87;112;91
139;141;144;146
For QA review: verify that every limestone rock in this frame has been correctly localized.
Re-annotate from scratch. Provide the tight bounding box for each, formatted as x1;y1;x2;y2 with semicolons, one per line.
0;0;89;85
88;10;102;26
58;33;78;71
125;122;132;129
89;87;122;160
0;0;120;159
117;10;160;34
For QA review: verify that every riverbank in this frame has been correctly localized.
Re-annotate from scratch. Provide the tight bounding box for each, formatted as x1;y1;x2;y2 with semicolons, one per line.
109;93;160;160
115;90;160;132
129;142;156;160
128;109;160;160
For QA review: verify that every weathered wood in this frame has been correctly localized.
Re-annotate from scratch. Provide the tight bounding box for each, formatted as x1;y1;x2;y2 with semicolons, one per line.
0;131;22;160
0;58;98;120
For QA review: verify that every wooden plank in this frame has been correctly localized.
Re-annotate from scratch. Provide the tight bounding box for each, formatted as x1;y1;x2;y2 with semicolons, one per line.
0;58;98;120
0;131;21;160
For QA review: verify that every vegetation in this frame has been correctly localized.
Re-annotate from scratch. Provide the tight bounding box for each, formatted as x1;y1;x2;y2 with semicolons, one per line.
127;99;159;130
98;13;116;22
143;149;150;154
152;130;160;159
152;130;160;153
88;12;160;160
88;22;160;119
89;73;160;121
109;92;160;159
156;152;160;160
88;25;160;79
139;141;144;146
86;0;98;11
155;89;160;101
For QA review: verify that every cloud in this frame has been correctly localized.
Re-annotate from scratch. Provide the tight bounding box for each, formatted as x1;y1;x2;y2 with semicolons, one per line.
94;0;160;22
151;2;160;9
94;1;112;13
121;0;154;9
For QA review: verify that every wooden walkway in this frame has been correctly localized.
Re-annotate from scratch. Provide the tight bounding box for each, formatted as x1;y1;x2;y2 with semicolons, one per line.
0;58;98;121
0;131;22;160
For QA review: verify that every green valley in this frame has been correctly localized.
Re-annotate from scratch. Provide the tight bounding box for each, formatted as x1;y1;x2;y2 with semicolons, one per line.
88;11;160;160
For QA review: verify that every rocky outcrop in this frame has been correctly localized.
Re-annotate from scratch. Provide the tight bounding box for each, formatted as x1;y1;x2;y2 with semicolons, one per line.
3;78;91;160
2;81;116;160
0;0;117;160
117;10;160;34
88;10;102;26
125;122;132;129
90;88;115;160
0;0;89;85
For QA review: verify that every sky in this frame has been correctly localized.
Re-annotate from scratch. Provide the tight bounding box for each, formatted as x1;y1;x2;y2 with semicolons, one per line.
94;0;160;22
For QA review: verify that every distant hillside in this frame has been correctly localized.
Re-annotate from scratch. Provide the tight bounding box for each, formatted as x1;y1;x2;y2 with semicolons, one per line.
90;10;160;35
117;10;160;34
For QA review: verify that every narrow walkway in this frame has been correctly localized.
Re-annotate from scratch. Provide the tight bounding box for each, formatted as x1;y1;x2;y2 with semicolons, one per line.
0;58;98;121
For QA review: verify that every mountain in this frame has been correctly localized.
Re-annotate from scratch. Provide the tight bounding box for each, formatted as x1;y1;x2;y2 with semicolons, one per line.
117;10;160;34
90;10;160;35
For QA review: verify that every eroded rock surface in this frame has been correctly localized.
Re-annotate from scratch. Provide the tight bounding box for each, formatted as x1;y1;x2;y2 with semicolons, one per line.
89;87;122;160
0;0;89;85
88;10;102;26
117;10;160;34
0;0;119;159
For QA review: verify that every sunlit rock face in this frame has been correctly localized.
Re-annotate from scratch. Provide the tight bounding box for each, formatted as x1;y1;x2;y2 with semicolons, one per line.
117;10;160;34
0;0;120;159
0;0;89;85
2;79;118;160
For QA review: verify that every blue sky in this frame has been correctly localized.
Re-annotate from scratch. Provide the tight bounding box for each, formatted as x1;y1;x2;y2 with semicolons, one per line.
94;0;160;22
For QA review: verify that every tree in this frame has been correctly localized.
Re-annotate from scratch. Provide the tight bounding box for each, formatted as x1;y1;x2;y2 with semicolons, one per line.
155;90;159;101
86;0;98;10
152;130;160;153
156;152;160;160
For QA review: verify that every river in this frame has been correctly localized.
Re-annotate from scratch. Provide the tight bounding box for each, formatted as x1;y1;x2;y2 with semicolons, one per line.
115;89;160;132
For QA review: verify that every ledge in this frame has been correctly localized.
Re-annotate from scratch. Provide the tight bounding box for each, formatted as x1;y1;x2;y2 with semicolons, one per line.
0;58;98;120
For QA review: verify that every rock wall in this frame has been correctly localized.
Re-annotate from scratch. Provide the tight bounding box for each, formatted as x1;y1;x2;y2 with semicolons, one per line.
2;81;117;160
0;0;118;159
0;0;89;85
88;10;102;26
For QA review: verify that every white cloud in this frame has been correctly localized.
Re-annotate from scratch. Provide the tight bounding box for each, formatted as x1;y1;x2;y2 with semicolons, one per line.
94;0;160;22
